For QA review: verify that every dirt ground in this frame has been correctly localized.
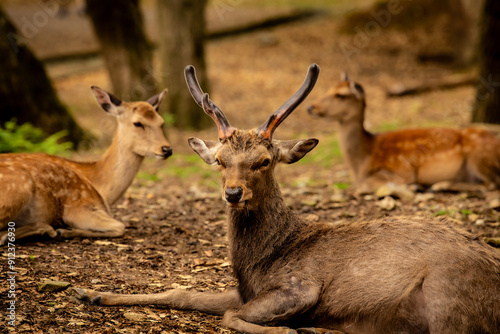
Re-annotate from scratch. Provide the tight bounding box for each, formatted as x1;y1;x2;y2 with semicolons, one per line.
2;1;500;333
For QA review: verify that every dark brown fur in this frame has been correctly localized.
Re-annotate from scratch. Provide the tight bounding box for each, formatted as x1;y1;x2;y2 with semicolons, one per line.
72;65;500;334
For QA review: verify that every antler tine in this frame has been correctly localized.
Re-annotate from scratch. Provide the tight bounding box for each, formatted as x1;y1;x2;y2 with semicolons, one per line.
257;64;320;140
184;65;204;107
184;65;234;141
201;93;235;140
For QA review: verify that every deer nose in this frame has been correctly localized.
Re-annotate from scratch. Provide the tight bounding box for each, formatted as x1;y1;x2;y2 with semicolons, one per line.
225;187;243;204
162;146;173;158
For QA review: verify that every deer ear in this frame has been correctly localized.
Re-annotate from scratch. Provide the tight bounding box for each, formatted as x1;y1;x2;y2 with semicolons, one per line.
350;81;365;99
147;89;168;111
188;137;221;165
278;138;319;164
341;72;350;82
91;86;122;116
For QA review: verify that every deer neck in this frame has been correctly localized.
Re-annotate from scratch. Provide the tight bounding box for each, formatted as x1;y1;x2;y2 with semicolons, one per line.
88;129;144;206
337;103;373;183
227;176;303;299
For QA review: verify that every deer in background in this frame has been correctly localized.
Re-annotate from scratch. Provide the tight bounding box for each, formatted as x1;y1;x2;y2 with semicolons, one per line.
308;73;500;194
0;87;172;244
72;64;500;334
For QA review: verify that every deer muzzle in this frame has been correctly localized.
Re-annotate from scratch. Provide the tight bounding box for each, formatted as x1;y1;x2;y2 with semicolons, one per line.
225;187;243;204
161;146;173;159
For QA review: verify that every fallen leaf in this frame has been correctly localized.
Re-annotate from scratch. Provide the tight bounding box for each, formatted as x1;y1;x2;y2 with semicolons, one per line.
204;250;214;257
123;312;146;322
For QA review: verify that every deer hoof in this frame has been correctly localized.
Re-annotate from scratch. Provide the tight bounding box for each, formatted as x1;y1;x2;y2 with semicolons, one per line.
69;288;103;305
90;295;102;305
55;229;63;240
69;287;91;302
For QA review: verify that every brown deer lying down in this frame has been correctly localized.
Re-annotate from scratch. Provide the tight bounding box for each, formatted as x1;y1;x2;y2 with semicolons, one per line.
71;65;500;334
0;87;172;244
307;73;500;194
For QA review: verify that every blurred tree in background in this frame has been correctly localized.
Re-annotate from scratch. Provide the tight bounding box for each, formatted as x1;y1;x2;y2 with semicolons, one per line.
472;0;500;124
343;0;475;65
156;0;212;130
0;5;85;147
86;0;156;101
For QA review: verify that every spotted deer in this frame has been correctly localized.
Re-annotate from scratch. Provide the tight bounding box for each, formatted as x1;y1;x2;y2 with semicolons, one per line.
71;65;500;334
307;73;500;194
0;87;172;244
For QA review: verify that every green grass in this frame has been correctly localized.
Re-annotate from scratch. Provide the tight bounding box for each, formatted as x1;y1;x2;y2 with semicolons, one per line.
300;134;343;168
433;210;448;217
373;121;402;133
137;171;160;182
460;209;472;216
432;209;475;220
334;182;350;190
162;153;220;188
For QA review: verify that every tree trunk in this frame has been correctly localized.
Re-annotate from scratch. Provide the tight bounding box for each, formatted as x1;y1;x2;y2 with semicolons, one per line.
86;0;157;101
156;0;211;130
0;5;85;146
472;0;500;124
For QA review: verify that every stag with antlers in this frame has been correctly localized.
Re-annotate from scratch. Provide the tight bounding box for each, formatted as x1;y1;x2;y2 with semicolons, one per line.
72;65;500;334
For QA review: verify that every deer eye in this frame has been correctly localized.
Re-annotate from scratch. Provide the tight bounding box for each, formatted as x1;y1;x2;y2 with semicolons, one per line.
260;159;271;168
133;122;144;128
253;158;270;170
334;94;348;99
214;158;225;167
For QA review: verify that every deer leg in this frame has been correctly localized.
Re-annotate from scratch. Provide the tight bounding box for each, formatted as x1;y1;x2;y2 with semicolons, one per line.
0;223;57;245
222;282;321;334
430;180;487;193
70;287;241;316
463;141;500;189
59;206;125;239
357;172;412;196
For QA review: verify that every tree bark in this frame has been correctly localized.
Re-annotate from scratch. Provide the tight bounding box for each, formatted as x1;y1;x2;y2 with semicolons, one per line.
0;5;85;146
86;0;157;101
156;0;211;130
472;0;500;124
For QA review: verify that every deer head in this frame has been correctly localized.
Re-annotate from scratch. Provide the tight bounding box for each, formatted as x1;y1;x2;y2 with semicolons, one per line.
91;87;172;159
186;65;320;210
307;72;365;123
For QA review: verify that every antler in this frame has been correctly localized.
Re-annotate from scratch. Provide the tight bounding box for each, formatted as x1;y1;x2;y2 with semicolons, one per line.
257;64;320;140
184;65;235;140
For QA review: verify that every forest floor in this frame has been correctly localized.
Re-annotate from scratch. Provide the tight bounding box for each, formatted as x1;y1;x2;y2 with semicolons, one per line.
2;1;500;333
